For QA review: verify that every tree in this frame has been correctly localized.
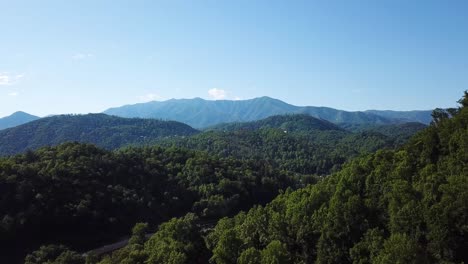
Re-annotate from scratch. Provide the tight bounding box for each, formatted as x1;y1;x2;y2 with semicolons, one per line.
128;223;148;246
24;245;84;264
260;240;290;264
211;229;243;264
457;90;468;108
431;108;449;125
374;234;425;264
145;214;207;264
350;228;385;264
238;247;261;264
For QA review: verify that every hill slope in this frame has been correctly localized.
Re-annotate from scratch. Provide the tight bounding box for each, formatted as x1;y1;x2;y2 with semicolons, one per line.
208;114;344;132
0;111;40;130
160;115;414;175
201;93;468;263
0;114;198;156
104;97;429;128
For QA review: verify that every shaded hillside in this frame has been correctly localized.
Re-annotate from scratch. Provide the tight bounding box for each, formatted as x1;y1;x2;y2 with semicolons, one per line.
0;114;198;156
0;143;299;263
201;93;467;263
365;122;427;145
104;97;428;128
340;122;427;144
299;106;391;124
208;114;344;132
0;111;39;130
160;115;406;175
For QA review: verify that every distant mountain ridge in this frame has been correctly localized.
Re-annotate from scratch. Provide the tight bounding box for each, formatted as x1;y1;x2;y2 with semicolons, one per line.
0;111;40;130
365;109;433;124
104;96;432;128
0;113;198;156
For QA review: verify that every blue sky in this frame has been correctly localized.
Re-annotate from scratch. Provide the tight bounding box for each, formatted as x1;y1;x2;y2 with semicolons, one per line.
1;0;467;117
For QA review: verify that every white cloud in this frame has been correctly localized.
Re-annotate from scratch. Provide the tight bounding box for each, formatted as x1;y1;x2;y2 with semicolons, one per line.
0;75;9;85
234;96;242;100
137;93;163;102
72;53;94;60
0;72;24;86
208;88;228;100
8;91;19;97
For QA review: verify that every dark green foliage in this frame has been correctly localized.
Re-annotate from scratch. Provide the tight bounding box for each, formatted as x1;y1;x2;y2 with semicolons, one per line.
0;111;39;130
128;223;149;246
24;245;84;264
339;122;427;146
205;93;468;263
373;234;425;264
260;240;290;264
208;114;343;132
238;247;261;264
0;113;198;156
161;115;409;175
145;213;208;264
94;214;208;264
0;143;296;263
8;94;466;263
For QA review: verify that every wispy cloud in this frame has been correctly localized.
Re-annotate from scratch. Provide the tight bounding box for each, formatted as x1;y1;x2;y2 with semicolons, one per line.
8;91;19;97
208;88;228;100
0;72;24;86
137;93;163;102
72;53;94;60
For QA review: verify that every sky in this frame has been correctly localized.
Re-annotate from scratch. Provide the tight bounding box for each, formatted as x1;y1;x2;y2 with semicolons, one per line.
1;0;467;117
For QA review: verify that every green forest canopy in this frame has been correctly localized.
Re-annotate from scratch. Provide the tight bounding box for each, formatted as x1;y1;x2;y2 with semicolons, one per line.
79;92;467;264
9;92;468;263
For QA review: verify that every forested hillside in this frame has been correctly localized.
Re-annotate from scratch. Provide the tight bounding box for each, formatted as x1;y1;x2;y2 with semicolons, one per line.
0;143;302;263
7;94;467;264
339;122;427;145
48;92;466;264
160;115;417;175
208;114;343;132
0;114;198;156
199;94;467;263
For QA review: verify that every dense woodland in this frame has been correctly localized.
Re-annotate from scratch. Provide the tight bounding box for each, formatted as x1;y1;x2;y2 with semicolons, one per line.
0;93;465;263
81;92;465;264
0;114;198;156
161;115;425;175
0;143;303;263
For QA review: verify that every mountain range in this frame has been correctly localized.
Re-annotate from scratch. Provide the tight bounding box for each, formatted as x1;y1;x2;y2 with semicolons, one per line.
104;97;433;128
0;97;432;131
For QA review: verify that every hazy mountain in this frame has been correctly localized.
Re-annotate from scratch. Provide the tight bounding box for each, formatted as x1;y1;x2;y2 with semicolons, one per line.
0;113;198;156
104;97;396;128
0;111;40;130
104;97;432;128
365;109;433;124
